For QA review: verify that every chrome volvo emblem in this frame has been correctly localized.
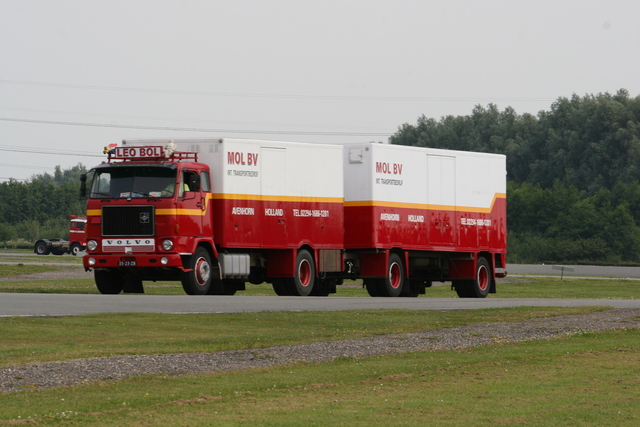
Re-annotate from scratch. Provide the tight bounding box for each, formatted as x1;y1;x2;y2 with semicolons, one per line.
140;212;150;223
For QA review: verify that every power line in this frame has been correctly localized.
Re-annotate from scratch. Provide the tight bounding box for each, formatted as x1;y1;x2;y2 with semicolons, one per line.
0;163;54;170
0;79;556;103
0;117;391;137
0;143;100;158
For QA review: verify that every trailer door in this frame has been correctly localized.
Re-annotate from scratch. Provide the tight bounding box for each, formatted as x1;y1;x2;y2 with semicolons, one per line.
427;154;456;246
261;147;287;247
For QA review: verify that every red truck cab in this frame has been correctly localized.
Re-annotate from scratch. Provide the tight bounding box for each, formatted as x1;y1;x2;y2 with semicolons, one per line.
82;146;216;294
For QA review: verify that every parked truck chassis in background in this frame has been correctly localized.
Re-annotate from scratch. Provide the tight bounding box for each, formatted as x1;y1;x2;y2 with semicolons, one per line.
34;216;87;256
82;139;507;297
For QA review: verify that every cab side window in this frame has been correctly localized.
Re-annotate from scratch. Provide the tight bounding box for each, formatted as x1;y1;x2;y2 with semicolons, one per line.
201;171;211;192
180;171;200;197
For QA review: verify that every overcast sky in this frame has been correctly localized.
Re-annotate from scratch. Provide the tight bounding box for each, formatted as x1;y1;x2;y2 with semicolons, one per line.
1;0;639;182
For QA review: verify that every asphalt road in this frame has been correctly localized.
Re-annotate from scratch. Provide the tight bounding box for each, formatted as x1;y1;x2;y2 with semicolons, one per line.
2;293;640;317
509;263;640;278
2;257;640;316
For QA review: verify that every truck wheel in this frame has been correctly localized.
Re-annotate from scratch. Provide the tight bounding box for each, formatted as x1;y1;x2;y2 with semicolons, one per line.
221;280;241;296
380;253;404;297
286;249;315;296
453;280;472;298
401;279;423;297
454;257;491;298
95;270;124;294
35;241;49;255
364;279;382;297
70;243;82;256
272;279;291;296
471;257;491;298
181;247;215;295
310;278;332;296
123;277;144;293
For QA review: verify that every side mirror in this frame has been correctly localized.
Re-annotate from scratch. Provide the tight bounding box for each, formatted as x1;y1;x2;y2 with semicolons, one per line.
80;174;87;198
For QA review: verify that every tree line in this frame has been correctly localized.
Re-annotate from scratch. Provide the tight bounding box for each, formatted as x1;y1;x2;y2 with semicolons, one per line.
391;89;640;264
3;90;640;264
0;165;87;245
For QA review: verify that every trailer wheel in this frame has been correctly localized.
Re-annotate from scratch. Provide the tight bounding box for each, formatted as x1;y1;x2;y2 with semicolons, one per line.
95;270;124;294
286;249;315;296
181;247;214;295
35;241;49;255
380;253;404;297
454;257;491;298
472;257;491;298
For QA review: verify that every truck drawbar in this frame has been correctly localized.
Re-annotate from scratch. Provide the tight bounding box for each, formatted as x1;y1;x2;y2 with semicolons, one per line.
82;138;506;297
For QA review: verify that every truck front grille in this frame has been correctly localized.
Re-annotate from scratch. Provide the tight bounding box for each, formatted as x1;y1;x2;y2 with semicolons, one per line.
102;206;155;237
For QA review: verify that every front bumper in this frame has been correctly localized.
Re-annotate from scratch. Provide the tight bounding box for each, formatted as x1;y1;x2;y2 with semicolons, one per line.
83;253;186;269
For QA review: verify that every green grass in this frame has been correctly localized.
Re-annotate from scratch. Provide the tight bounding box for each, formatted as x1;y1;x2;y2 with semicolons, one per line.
1;325;638;425
0;307;603;367
2;266;640;300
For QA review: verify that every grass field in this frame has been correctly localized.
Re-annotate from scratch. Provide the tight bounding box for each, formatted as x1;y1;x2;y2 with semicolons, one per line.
0;306;604;367
2;250;640;425
2;267;640;299
0;309;638;425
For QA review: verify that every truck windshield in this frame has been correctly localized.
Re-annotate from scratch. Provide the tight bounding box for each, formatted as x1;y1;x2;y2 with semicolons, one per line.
90;167;177;199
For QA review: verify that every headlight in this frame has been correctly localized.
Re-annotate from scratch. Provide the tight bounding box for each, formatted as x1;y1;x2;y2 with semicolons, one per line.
162;239;174;251
87;240;98;251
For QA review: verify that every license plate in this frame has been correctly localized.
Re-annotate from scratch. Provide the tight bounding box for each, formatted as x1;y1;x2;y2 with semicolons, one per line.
118;260;137;267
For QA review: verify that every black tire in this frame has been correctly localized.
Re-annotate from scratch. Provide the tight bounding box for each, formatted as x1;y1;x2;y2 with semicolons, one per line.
455;257;491;298
310;278;332;296
95;270;124;294
123;277;144;293
379;253;404;297
221;280;241;296
471;257;491;298
181;247;215;295
286;249;315;296
401;279;423;297
272;279;291;296
70;243;82;256
35;241;49;255
453;280;472;298
364;279;382;297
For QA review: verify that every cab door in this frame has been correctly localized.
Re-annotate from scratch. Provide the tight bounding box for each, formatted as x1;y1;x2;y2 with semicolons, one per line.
176;169;211;238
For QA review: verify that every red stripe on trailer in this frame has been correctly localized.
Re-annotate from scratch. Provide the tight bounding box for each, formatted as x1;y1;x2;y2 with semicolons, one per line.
212;196;344;249
343;195;506;252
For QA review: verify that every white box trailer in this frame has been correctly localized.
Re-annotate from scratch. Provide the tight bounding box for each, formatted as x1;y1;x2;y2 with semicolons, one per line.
343;143;507;251
341;143;507;297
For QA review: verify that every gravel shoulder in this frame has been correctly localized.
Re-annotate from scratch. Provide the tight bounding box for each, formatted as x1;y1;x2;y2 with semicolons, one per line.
2;308;639;394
